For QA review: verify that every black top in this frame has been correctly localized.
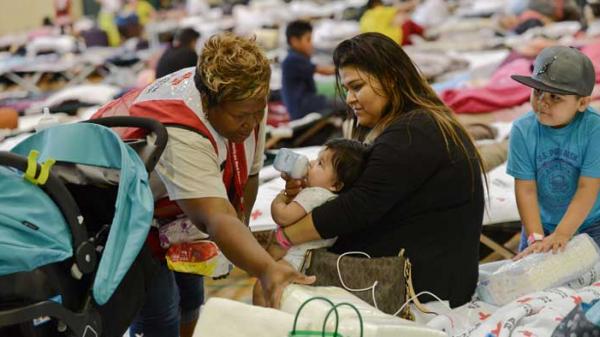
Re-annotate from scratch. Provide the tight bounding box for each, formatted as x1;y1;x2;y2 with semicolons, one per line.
313;110;484;307
281;49;328;120
155;47;198;79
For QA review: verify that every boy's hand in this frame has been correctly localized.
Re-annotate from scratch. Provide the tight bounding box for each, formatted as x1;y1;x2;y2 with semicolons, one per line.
513;232;572;260
513;241;543;261
539;232;571;254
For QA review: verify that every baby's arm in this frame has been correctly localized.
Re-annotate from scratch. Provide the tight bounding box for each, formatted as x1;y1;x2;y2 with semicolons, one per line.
271;191;308;227
266;240;287;260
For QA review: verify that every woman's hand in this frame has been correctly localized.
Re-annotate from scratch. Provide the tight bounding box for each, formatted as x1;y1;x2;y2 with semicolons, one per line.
258;260;315;308
281;173;306;199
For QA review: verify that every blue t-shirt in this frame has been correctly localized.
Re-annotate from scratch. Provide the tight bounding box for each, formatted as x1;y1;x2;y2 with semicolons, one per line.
281;49;328;120
507;108;600;232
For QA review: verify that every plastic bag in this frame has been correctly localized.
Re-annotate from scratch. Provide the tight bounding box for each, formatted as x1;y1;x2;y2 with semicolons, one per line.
158;217;208;249
477;233;600;305
195;297;305;337
166;241;232;278
281;285;447;337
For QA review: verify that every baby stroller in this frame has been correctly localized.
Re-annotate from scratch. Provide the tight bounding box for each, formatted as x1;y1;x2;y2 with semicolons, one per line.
0;116;168;337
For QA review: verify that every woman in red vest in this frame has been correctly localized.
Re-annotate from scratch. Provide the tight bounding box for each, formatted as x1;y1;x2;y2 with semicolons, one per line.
93;33;313;337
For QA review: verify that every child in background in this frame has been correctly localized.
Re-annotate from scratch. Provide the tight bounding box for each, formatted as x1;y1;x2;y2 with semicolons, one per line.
281;20;336;120
359;0;420;45
252;139;367;305
507;46;600;260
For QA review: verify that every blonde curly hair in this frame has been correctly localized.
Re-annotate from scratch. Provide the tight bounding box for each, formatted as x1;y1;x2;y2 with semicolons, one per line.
196;33;271;107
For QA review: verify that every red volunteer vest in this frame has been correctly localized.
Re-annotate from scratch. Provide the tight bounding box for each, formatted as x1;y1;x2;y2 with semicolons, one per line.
91;68;258;219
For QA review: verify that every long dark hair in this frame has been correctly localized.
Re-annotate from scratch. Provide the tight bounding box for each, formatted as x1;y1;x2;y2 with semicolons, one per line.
333;32;486;188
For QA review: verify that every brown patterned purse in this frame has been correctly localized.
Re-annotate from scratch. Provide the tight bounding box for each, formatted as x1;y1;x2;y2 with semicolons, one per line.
301;248;431;320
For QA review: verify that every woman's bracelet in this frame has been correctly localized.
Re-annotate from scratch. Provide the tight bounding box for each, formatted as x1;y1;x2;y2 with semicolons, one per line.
275;226;293;250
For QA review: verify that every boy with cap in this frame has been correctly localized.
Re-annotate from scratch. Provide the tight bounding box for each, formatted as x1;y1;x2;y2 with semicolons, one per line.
508;46;600;260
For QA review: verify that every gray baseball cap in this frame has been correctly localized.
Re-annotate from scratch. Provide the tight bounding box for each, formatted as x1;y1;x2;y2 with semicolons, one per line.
511;46;596;97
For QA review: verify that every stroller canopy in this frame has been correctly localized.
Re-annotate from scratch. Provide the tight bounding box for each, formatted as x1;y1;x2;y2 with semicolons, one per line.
5;123;153;305
0;166;73;276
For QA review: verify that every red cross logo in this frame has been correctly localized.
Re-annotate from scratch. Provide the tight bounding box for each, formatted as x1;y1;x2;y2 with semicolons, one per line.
490;321;502;336
251;209;263;220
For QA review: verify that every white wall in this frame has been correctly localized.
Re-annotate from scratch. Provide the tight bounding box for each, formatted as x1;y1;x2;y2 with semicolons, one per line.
0;0;82;35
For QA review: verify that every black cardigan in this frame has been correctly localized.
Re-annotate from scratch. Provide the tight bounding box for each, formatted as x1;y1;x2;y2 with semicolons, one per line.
313;111;484;307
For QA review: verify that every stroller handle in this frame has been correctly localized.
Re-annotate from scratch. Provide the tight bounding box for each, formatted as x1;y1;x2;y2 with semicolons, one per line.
0;151;89;251
84;116;168;173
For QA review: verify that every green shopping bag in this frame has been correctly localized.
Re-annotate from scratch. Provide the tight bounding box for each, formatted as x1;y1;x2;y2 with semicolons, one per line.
288;297;364;337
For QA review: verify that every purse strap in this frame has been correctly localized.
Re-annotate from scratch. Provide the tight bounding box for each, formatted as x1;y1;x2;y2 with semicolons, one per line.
335;252;381;310
396;254;451;317
404;259;435;315
336;252;379;292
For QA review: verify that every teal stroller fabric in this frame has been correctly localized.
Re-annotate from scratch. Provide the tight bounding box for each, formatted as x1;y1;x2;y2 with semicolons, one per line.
7;123;153;305
0;166;73;275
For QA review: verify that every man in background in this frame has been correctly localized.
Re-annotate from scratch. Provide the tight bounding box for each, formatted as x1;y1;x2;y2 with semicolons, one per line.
156;28;200;78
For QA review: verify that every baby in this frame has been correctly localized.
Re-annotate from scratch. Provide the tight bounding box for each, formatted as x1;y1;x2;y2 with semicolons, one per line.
253;138;367;305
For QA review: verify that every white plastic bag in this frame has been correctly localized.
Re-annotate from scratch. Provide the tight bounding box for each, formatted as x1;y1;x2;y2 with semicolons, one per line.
477;233;600;305
194;297;307;337
281;285;447;337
